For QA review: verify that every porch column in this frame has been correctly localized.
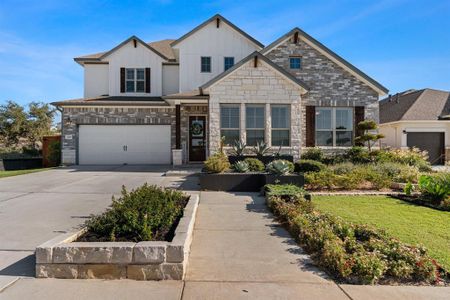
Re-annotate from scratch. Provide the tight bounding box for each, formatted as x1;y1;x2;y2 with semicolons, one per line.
172;104;183;165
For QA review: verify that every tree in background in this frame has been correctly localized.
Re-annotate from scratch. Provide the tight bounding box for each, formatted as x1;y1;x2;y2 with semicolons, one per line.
354;120;384;151
0;101;57;151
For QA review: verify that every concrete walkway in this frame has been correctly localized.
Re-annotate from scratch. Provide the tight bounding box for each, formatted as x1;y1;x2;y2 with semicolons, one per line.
1;177;449;299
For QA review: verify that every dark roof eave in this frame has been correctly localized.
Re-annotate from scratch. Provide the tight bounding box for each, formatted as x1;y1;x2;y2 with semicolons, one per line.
52;101;169;107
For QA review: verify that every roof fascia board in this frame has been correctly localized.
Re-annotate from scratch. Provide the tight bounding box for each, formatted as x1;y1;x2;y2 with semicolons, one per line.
171;14;264;49
99;36;169;61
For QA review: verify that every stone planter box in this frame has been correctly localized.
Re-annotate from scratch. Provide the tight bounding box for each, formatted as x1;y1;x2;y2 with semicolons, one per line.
200;173;304;192
228;155;294;165
35;194;199;280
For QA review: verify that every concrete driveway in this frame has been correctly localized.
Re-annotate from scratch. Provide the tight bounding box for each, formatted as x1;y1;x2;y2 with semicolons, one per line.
0;165;195;293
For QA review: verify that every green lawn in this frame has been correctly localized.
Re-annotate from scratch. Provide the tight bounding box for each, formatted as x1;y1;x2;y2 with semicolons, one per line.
0;168;52;178
313;195;450;271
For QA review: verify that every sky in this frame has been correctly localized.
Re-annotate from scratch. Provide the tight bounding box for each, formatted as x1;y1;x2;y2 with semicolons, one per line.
0;0;449;106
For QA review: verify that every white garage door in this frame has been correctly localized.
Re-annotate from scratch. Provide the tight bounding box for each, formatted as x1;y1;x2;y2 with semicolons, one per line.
78;125;171;165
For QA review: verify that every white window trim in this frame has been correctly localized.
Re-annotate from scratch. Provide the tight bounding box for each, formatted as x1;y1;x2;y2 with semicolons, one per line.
125;68;145;93
316;107;353;147
289;56;301;69
271;105;291;146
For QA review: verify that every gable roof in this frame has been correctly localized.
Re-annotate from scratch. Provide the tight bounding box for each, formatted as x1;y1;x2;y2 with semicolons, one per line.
170;14;264;49
74;37;174;65
200;51;309;94
261;28;389;96
379;89;450;123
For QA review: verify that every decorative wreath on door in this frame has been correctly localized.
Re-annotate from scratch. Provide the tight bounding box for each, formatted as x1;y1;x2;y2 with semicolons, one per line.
191;122;203;136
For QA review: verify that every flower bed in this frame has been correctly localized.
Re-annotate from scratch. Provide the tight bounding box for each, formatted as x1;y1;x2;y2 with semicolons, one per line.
265;185;449;285
36;185;199;280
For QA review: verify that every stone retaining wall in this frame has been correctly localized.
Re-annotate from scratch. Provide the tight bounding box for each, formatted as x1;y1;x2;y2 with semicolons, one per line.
36;194;199;280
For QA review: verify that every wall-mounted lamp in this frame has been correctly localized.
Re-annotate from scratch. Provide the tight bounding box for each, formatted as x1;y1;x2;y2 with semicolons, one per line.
402;130;407;134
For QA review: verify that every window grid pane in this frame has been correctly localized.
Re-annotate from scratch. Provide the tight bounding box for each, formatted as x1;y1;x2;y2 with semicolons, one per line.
315;107;354;146
224;57;234;71
315;108;332;130
201;57;211;72
126;81;135;92
272;130;290;146
289;57;301;69
246;130;265;146
246;106;264;129
221;106;240;129
221;130;240;146
271;106;289;129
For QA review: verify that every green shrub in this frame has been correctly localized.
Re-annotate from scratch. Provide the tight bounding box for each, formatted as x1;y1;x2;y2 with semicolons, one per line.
301;147;324;162
330;162;356;175
373;162;419;183
244;158;265;172
305;169;336;189
204;153;230;173
344;146;372;164
266;193;445;284
418;173;450;203
233;160;249;173
84;184;187;242
265;184;307;200
376;148;431;172
267;159;294;175
295;159;326;173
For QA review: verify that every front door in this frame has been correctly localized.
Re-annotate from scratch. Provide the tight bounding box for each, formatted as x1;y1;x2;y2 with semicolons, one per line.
189;116;206;162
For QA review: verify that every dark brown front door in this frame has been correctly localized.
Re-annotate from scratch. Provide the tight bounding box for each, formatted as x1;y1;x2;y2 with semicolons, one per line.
189;116;206;161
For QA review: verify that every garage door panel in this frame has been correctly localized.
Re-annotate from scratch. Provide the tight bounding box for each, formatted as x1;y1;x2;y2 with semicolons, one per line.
79;125;171;165
407;132;444;165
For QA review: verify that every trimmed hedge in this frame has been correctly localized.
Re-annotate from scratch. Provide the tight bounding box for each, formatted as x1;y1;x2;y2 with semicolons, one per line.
82;184;188;242
244;158;265;172
295;159;326;173
266;190;447;284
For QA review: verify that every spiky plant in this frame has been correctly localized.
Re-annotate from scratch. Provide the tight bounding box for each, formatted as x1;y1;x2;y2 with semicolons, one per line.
267;159;294;175
232;140;247;156
233;160;249;173
252;141;270;157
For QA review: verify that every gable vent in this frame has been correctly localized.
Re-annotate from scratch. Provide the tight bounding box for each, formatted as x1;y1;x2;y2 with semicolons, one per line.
254;55;258;68
216;17;220;28
293;32;299;44
133;39;137;48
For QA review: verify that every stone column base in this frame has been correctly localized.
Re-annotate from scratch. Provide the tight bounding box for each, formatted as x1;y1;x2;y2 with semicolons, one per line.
172;149;183;166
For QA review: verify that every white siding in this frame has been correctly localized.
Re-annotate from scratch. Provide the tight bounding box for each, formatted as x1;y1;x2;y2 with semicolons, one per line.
107;40;165;96
162;64;179;95
173;21;261;92
84;64;109;98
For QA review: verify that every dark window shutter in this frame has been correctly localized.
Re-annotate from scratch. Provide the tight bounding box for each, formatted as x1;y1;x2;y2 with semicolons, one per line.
306;106;315;147
355;106;365;138
145;68;151;93
120;68;125;93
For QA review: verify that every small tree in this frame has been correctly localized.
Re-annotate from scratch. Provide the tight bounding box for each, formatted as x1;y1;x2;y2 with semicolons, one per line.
354;120;384;151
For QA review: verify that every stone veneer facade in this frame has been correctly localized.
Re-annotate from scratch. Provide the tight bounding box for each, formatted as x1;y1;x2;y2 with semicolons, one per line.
61;105;207;165
265;36;380;148
208;58;304;159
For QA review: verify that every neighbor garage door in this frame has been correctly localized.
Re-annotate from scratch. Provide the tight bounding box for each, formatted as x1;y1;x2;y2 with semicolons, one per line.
407;132;444;165
78;125;171;165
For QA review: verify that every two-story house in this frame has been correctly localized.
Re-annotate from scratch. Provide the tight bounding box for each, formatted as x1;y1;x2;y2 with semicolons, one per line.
52;14;388;165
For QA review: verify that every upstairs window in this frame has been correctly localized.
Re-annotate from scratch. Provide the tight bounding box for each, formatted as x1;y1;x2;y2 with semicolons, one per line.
201;56;211;73
224;57;234;71
125;68;145;93
315;107;353;147
289;57;301;69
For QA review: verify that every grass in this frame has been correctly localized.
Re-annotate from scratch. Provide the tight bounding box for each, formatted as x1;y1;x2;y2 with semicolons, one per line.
313;195;450;271
0;168;52;178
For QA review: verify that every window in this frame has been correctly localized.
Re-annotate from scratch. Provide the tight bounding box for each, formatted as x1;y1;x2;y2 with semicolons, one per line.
246;105;265;146
220;105;240;145
289;57;301;69
315;107;353;147
201;56;211;73
224;57;234;71
125;68;145;93
271;105;290;146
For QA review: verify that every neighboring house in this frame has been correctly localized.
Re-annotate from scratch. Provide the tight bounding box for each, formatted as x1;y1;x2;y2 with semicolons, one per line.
52;14;388;165
379;89;450;165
